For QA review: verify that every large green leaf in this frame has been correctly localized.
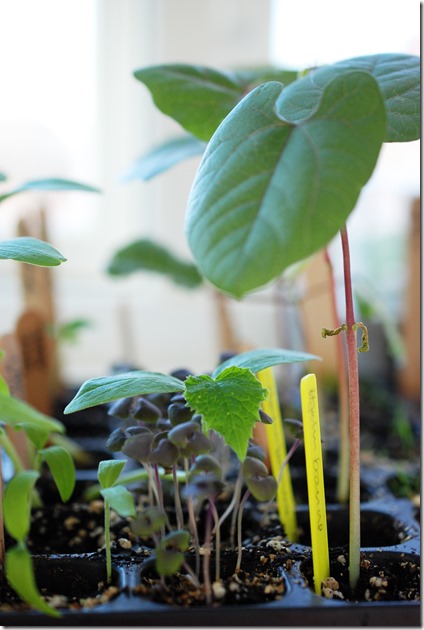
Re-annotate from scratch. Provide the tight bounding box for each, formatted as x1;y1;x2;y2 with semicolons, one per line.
64;371;185;414
0;237;66;267
39;446;75;502
4;471;40;542
101;485;136;518
6;545;60;617
107;238;203;288
213;347;320;378
0;177;100;203
134;64;298;142
186;71;386;298
184;366;268;461
122;136;206;181
278;54;420;142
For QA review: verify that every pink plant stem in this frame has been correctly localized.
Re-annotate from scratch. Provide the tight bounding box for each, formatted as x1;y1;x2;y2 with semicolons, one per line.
324;248;350;503
340;227;361;591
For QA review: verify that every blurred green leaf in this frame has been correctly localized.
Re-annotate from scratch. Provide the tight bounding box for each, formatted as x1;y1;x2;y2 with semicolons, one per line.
0;393;64;436
134;64;298;141
0;237;66;267
6;545;60;617
122;136;206;181
213;347;320;378
0;177;100;203
4;471;39;542
39;446;76;502
107;238;202;288
277;53;420;142
101;485;136;518
98;459;126;489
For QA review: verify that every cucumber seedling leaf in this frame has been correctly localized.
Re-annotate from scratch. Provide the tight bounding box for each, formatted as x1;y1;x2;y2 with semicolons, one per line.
64;371;185;413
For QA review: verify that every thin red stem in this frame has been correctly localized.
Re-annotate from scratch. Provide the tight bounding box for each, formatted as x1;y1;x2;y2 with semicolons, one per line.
324;249;350;503
340;227;361;592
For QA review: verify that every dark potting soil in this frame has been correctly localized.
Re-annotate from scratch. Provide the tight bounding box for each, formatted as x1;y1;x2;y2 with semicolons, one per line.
0;553;123;613
20;501;134;555
133;546;288;607
300;549;420;603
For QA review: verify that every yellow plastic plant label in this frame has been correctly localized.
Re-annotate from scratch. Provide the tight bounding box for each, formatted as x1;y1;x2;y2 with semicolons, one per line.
258;367;297;542
300;373;329;594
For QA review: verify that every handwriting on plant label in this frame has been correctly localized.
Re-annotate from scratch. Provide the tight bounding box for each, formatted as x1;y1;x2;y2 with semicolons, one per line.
301;373;329;594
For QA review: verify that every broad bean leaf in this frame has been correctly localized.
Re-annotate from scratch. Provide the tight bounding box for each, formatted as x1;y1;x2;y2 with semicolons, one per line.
100;485;136;518
98;459;126;489
4;471;39;542
107;238;202;288
184;366;268;461
0;237;66;267
64;371;185;413
39;446;76;502
213;347;320;378
121;135;206;181
6;545;61;617
186;71;386;298
0;177;100;203
134;64;298;142
277;53;420;142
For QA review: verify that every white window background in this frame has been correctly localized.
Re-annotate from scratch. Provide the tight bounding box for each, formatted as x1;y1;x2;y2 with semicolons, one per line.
0;0;419;385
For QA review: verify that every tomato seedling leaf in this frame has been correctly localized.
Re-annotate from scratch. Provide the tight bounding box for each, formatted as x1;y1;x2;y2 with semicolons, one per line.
184;366;268;461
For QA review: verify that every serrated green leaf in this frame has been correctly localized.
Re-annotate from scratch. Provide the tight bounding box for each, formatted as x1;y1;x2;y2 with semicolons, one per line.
39;446;75;502
0;393;64;435
98;459;126;489
107;238;203;288
121;135;206;181
213;347;320;378
186;71;385;298
0;177;100;203
6;545;61;618
278;53;420;142
184;366;267;461
64;371;185;414
100;485;136;518
4;471;39;542
0;237;66;267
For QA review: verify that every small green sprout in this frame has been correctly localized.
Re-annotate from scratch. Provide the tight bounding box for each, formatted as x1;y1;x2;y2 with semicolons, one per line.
97;460;136;583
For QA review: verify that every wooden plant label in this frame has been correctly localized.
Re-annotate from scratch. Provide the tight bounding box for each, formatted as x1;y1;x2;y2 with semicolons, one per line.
0;333;31;469
16;310;52;416
300;373;329;594
0;333;26;399
17;210;60;397
17;210;56;324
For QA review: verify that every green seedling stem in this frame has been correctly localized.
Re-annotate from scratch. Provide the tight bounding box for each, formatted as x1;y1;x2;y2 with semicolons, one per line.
172;463;184;530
